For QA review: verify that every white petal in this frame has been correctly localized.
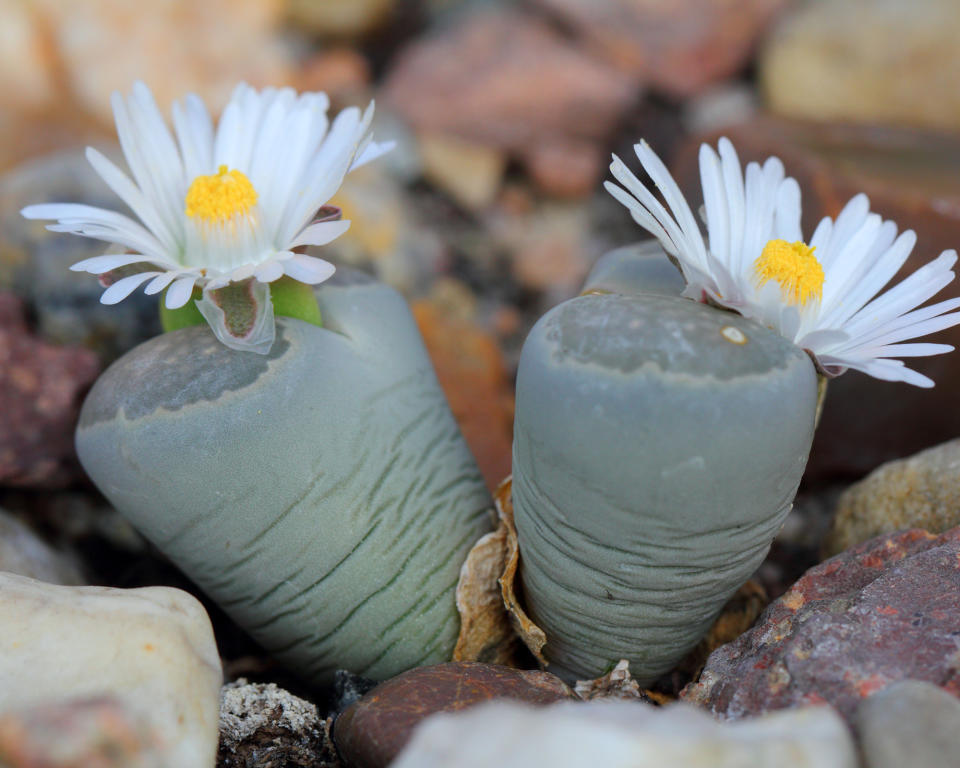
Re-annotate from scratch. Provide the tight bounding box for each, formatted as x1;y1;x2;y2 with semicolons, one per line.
144;271;180;295
100;271;161;304
350;138;395;171
282;254;336;284
699;143;729;265
165;275;198;309
71;253;170;273
254;260;285;283
288;219;351;248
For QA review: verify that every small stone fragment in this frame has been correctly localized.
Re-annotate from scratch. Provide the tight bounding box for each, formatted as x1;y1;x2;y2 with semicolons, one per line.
391;699;857;768
854;680;960;768
218;679;334;768
683;527;960;723
418;132;507;211
0;572;222;768
0;292;100;487
334;662;575;768
824;438;960;557
0;508;84;584
0;698;165;768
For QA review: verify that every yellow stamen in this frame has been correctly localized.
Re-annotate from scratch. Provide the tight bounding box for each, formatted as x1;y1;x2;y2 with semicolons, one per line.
753;239;824;306
185;165;257;223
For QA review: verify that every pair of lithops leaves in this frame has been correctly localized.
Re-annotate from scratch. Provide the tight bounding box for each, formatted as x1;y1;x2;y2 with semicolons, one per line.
78;244;817;686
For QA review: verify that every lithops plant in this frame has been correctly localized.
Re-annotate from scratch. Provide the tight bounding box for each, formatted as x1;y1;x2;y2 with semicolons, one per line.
513;290;818;683
512;135;960;683
76;271;492;683
23;82;492;683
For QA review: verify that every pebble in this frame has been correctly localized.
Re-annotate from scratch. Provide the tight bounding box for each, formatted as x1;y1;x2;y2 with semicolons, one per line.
418;131;507;212
0;572;222;768
334;662;575;768
18;0;292;126
219;679;331;768
0;698;165;768
824;439;960;557
0;507;84;584
0;292;100;487
760;0;960;132
683;527;960;723
854;680;960;768
391;699;857;768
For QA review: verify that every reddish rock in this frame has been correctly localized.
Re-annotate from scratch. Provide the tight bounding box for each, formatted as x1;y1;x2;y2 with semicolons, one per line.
0;697;163;768
0;293;100;487
532;0;791;98
334;662;574;768
520;137;605;199
382;10;637;155
671;117;960;482
681;527;960;723
413;300;513;491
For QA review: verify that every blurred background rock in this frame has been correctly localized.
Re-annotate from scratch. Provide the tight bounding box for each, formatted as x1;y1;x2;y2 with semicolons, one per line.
2;0;960;613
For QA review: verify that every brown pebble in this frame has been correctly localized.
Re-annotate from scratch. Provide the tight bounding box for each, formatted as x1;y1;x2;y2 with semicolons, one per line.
334;662;574;768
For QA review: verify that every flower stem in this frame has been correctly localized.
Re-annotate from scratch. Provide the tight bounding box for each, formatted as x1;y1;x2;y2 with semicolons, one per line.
270;277;323;327
160;291;205;332
159;277;324;334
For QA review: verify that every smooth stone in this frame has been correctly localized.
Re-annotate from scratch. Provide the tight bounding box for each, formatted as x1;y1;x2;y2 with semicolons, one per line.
683;527;960;722
824;438;960;557
77;276;492;684
335;662;575;768
0;698;165;768
855;680;960;768
0;572;222;768
0;508;84;584
760;0;960;132
392;699;857;768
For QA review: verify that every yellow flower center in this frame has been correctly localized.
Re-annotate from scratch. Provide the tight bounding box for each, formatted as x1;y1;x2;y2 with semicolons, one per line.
753;239;824;306
185;165;258;223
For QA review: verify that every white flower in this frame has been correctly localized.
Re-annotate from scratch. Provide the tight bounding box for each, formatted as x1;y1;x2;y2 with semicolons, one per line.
605;138;960;388
22;81;392;353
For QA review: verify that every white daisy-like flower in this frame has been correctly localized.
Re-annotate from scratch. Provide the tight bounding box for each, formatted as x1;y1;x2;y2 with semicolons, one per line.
605;137;960;388
22;81;392;353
